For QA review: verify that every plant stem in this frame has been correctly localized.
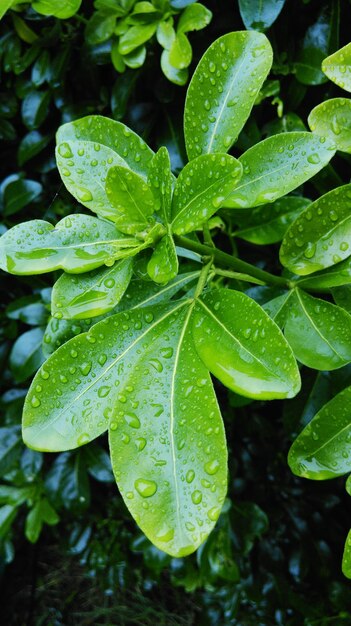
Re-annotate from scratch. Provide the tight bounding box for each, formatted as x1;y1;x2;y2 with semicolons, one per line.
174;235;289;288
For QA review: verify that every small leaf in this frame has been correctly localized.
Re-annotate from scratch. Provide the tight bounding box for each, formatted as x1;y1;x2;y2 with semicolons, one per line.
85;12;116;45
177;3;212;33
10;327;45;383
123;45;146;69
25;499;59;543
56;140;127;222
184;31;273;160
0;215;139;275
288;386;351;479
3;179;42;216
105;166;156;234
118;23;157;55
280;184;351;275
147;234;178;283
171;154;243;235
308;98;351;153
108;301;227;557
156;20;176;49
56;116;154;179
238;0;286;31
235;196;310;245
192;288;301;400
284;289;351;370
169;33;192;70
18;131;51;166
21;91;50;130
224;133;336;208
147;147;173;223
322;42;351;92
161;49;188;85
51;258;133;320
342;530;351;579
32;0;81;19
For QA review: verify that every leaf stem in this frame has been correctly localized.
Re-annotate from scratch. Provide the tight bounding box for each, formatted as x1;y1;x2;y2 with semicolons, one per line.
174;235;289;288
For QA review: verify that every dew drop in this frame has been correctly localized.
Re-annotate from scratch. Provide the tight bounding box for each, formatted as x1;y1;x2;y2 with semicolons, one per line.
135;478;157;498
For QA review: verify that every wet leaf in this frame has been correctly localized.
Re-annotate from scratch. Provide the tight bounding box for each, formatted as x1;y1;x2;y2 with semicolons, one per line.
280;185;351;275
322;42;351;92
147;234;178;283
177;3;212;33
171;154;242;235
308;98;351;153
105;165;156;234
51;258;133;320
284;289;351;370
192;288;300;400
147;147;173;223
184;31;273;159
224;132;336;208
0;215;139;275
288;386;351;479
238;0;286;31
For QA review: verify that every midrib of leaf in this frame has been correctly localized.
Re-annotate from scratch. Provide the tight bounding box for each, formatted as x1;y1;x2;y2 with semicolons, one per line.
131;271;200;308
295;290;345;360
198;298;287;383
169;301;195;539
16;237;139;252
33;300;189;434
271;291;292;322
60;261;130;309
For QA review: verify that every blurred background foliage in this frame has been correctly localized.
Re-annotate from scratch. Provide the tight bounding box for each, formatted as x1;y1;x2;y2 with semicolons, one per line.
1;0;351;624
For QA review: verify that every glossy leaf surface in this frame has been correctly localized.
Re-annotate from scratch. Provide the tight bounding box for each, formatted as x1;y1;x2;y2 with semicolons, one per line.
56;115;154;179
192;288;300;400
147;235;178;284
10;328;45;383
51;258;133;320
280;185;351;275
322;42;351;92
109;301;227;557
147;147;173;223
171;154;242;235
56;140;127;222
235;196;310;245
184;31;273;160
0;215;139;275
224;133;336;208
288;386;351;479
308;98;351;153
105;166;156;234
284;289;351;370
295;257;351;291
238;0;286;31
342;530;351;579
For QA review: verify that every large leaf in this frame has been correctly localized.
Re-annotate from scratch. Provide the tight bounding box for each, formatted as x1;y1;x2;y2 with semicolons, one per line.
322;42;351;92
108;301;227;557
105;166;156;234
22;301;186;451
224;133;336;208
280;185;351;275
171;154;242;235
308;98;351;153
56;115;154;179
284;289;351;370
238;0;286;31
288;386;351;479
235;196;310;245
192;288;301;400
51;258;133;320
56;140;127;222
0;215;139;275
184;31;273;160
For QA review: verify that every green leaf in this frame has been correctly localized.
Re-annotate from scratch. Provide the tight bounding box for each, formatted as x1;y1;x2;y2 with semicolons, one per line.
280;185;351;275
18;130;51;167
21;91;50;130
85;12;116;45
156;20;176;49
308;98;351;154
10;327;44;383
0;215;139;275
123;45;147;69
333;285;351;313
147;147;173;223
177;3;212;33
118;23;157;54
224;133;336;208
322;42;351;92
235;196;310;245
171;154;243;235
56;140;128;222
238;0;286;31
192;288;301;400
42;272;200;355
184;31;273;160
147;234;178;283
342;530;351;579
45;452;90;513
263;291;292;328
82;444;114;482
288;386;351;479
3;179;42;216
56;116;154;179
284;289;351;370
108;301;227;557
0;427;22;475
161;49;188;85
0;505;17;540
6;295;47;326
295;257;351;291
32;0;81;19
22;301;185;451
51;258;133;320
169;33;192;70
105;165;156;234
25;498;59;543
295;8;334;86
